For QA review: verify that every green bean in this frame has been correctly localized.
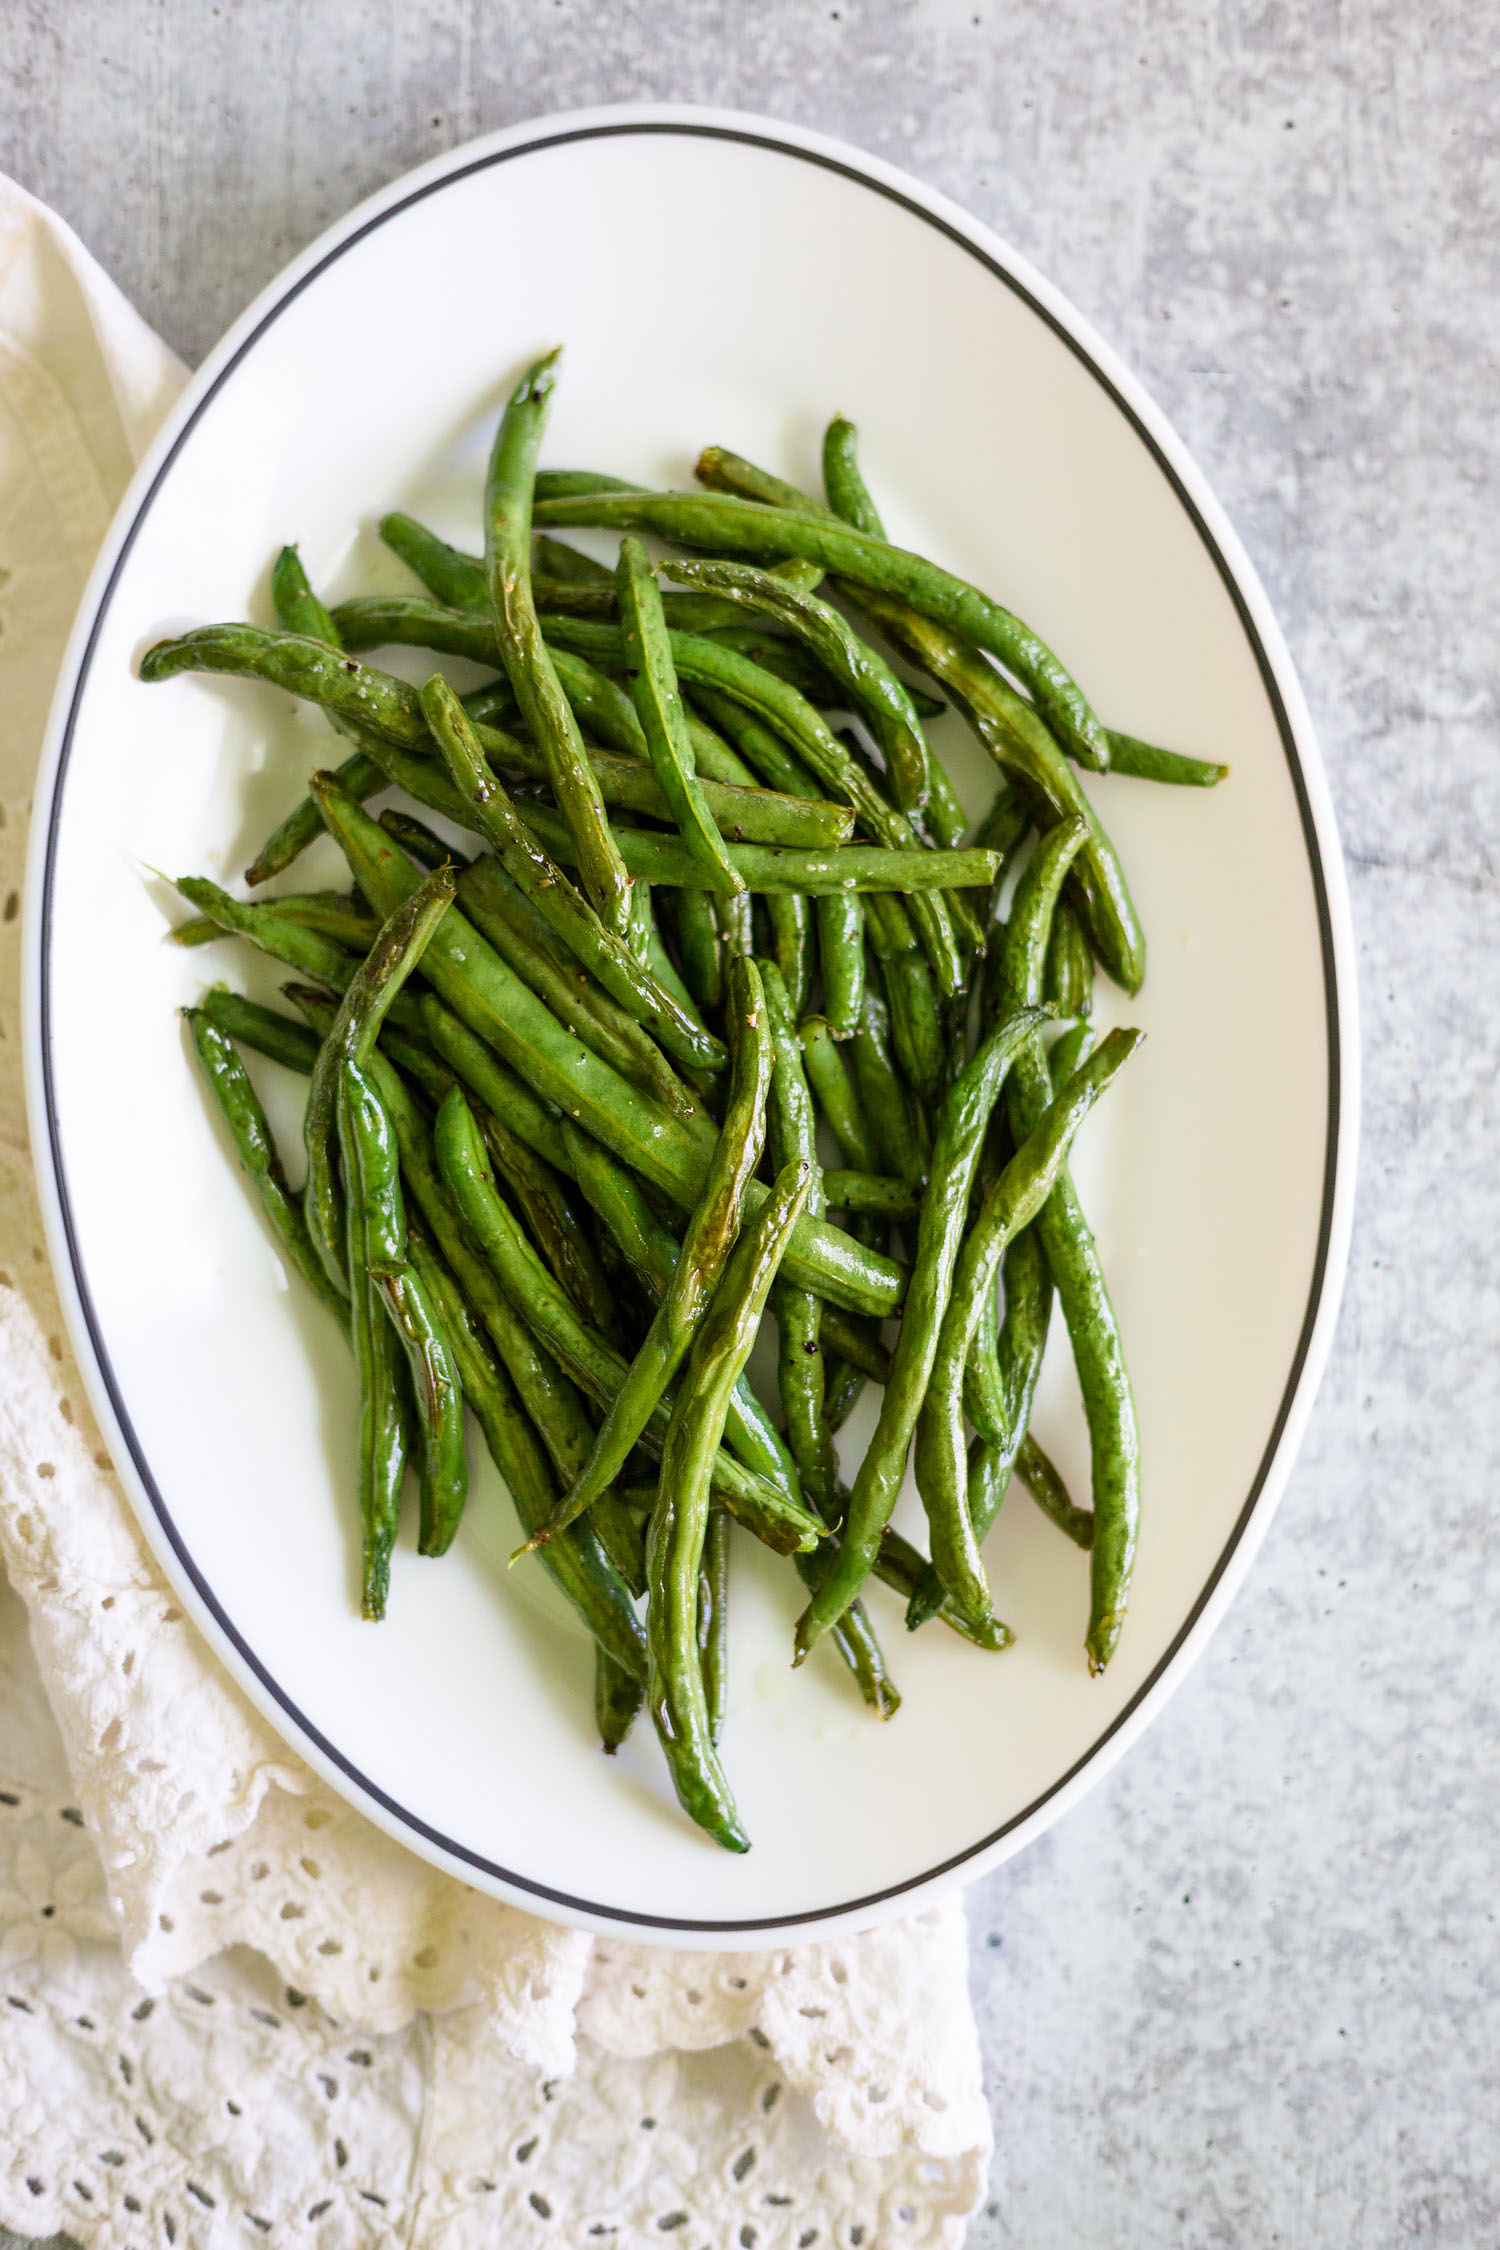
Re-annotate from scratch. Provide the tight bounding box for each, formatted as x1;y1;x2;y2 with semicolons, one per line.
591;1490;650;1598
815;1585;902;1719
536;575;769;636
186;891;378;954
1044;899;1093;1018
636;892;712;1035
793;1004;1047;1657
698;1504;730;1748
421;674;729;1085
171;877;360;988
341;1059;468;1556
373;1010;460;1112
672;886;725;1012
453;857;706;1127
811;893;865;1038
533;531;614;587
616;535;743;892
237;545;391;887
184;1008;343;1318
541;616;964;995
849;986;929;1189
667;558;931;812
595;1648;645;1753
766;890;811;1018
483;351;631;933
816;1308;890;1383
714;887;755;964
759;962;835;1514
242;691;491;892
433;1088;822;1553
332;1070;410;1617
461;679;521;728
169;915;228;949
695;427;964;848
1106;729;1228;787
142;620;433;737
381;510;489;610
561;1122;680;1295
1047;1019;1096;1091
525;956;772;1547
309;612;851;845
800;1015;881;1172
970;776;1033;945
1000;823;1140;1671
268;540;337;642
689;624;850;708
377;808;468;873
762;963;897;1713
533;469;646;500
914;1027;1141;1616
875;1526;1013;1653
515;798;998;896
817;418;968;830
1016;1433;1094;1548
865;891;946;1102
904;1225;1049;1631
300;863;457;1291
534;473;1111;772
625;864;647;963
199;988;322;1076
407;1220;647;1679
973;777;1033;864
648;1158;811;1848
310;773;906;1316
822;1171;921;1218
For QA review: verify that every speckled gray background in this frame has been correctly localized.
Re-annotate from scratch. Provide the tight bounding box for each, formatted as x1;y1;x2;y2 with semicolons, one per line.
3;4;1496;2245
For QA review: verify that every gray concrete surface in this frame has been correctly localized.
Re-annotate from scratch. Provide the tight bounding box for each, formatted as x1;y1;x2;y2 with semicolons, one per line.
3;4;1497;2244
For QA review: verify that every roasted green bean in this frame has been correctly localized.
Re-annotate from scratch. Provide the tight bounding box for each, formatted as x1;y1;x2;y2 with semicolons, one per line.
617;536;743;892
334;1066;411;1618
999;823;1141;1671
913;1028;1141;1616
184;1008;343;1319
484;350;632;933
341;1058;468;1556
300;863;457;1292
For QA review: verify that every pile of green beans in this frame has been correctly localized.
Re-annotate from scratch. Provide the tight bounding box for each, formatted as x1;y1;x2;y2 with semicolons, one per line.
151;352;1226;1847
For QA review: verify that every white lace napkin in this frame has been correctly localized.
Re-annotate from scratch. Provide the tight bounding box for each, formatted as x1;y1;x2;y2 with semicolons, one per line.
0;174;991;2244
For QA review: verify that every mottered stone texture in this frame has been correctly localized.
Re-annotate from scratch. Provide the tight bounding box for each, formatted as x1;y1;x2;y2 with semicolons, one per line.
2;4;1496;2244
